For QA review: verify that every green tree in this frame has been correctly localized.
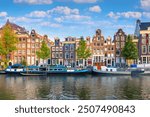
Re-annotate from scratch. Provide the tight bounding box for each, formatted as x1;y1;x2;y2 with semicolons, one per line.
36;40;50;64
21;59;27;66
76;38;91;67
0;24;18;68
122;35;138;65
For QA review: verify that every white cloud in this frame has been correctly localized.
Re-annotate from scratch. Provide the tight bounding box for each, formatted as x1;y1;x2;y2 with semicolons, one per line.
54;14;90;23
73;0;97;3
0;12;7;17
40;22;61;28
89;5;101;13
143;12;150;18
141;0;150;10
64;15;90;20
108;12;120;19
108;11;142;19
7;16;42;23
14;0;53;5
48;6;79;15
54;17;64;23
27;11;48;18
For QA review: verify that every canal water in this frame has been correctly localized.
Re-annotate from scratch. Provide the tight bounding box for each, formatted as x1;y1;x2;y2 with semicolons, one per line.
0;74;150;100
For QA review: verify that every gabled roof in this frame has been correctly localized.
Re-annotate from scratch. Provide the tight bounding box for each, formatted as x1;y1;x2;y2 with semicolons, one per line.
140;22;150;30
1;19;28;34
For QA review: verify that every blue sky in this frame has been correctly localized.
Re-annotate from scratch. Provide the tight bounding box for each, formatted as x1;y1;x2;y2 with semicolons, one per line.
0;0;150;40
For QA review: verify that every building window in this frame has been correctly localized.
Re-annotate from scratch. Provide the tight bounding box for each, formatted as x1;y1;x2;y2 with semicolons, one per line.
142;39;146;44
36;39;39;42
22;50;26;54
60;53;62;58
22;38;26;42
116;42;120;48
121;42;125;48
35;43;39;48
65;45;69;51
32;49;35;54
59;47;63;51
52;52;55;58
98;37;100;40
149;46;150;53
70;52;74;59
142;34;146;38
19;38;22;42
27;49;30;54
52;47;55;51
56;47;59;51
70;44;74;51
22;44;25;48
65;52;69;59
121;37;124;41
142;46;147;54
27;44;30;48
56;52;59;58
32;38;35;42
18;50;22;54
143;57;146;64
52;59;56;65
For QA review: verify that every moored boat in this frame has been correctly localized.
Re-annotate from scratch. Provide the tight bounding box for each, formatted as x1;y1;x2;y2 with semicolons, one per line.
46;65;89;74
92;66;131;75
5;64;25;74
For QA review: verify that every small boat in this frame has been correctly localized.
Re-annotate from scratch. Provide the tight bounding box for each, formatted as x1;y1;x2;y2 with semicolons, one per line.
5;64;25;74
92;66;131;75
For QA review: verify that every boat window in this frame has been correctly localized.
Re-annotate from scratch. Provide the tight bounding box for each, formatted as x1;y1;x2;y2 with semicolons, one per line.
106;69;108;71
58;69;62;70
110;69;112;72
50;69;53;71
54;69;57;70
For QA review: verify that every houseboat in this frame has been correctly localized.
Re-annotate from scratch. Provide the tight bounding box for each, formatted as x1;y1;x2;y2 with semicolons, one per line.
20;65;47;76
92;66;132;75
46;65;89;74
5;64;25;74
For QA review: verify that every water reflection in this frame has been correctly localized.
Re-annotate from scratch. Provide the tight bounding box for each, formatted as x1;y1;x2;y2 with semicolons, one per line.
0;75;150;100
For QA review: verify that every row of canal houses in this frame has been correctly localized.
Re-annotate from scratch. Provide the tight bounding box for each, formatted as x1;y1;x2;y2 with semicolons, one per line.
0;19;150;68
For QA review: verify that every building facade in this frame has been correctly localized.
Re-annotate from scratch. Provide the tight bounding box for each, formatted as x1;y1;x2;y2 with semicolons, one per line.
104;37;115;67
135;20;150;64
92;29;105;69
114;29;127;67
63;37;76;67
51;38;63;65
0;20;52;66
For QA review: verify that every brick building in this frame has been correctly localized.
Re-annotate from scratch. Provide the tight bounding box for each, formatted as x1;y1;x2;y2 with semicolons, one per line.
0;20;52;66
114;29;127;67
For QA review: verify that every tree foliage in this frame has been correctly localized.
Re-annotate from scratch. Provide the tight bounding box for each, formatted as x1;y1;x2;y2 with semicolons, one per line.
36;40;50;60
122;35;138;60
0;24;18;58
76;39;91;60
0;24;18;69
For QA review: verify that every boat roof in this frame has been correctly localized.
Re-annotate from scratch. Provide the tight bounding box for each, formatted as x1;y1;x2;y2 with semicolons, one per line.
48;65;66;68
27;65;39;69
